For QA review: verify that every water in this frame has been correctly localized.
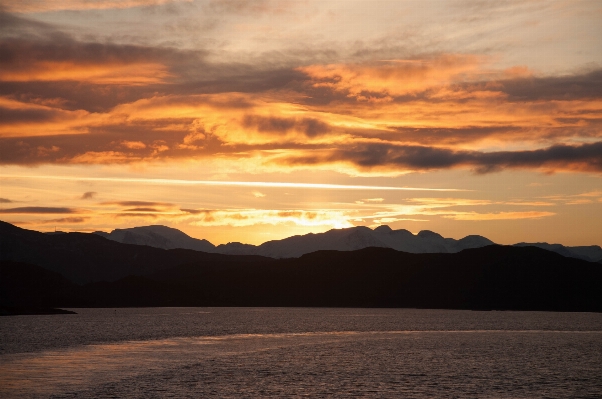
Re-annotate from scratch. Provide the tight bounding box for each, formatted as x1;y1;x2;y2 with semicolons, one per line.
1;308;601;398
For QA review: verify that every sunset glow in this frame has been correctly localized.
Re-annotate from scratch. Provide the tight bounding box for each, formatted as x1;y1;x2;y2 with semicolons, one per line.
1;0;601;245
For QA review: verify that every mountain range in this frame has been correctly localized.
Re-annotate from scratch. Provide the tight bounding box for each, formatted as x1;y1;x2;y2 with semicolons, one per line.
2;220;602;314
94;224;602;262
1;221;267;284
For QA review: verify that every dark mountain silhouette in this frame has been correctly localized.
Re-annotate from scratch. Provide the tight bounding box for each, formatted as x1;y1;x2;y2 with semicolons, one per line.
94;225;215;252
1;221;601;313
0;221;270;283
94;223;601;262
0;261;84;314
217;225;493;258
100;224;496;258
513;242;602;262
82;246;602;311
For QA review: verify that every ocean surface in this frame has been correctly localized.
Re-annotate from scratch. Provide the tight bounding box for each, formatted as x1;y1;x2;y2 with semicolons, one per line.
0;308;601;398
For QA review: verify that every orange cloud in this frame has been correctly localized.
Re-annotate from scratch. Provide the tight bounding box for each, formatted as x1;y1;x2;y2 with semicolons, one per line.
101;201;174;207
2;20;602;175
120;141;147;150
186;208;353;228
0;62;171;85
0;97;92;137
443;211;555;221
37;217;89;224
298;55;486;100
0;207;82;214
2;0;192;13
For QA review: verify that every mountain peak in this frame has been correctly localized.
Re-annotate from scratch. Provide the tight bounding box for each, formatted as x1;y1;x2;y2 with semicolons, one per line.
417;230;443;239
101;225;215;252
374;225;392;233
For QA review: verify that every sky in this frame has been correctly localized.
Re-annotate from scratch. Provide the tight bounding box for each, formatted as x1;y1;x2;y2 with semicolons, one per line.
0;0;601;246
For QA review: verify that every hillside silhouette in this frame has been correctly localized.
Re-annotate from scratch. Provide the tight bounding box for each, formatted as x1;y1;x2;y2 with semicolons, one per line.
94;223;602;262
0;221;270;283
1;221;601;313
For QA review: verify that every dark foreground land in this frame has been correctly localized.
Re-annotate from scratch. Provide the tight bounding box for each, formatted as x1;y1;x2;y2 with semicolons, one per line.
0;307;76;316
1;221;602;314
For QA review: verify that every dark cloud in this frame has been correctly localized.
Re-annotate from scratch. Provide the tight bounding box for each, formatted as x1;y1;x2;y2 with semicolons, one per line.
207;0;280;15
498;69;602;101
180;209;215;221
81;191;97;199
0;36;199;72
0;10;318;121
0;105;63;124
0;81;163;113
0;121;217;164
115;213;159;218
243;115;330;137
180;208;214;214
414;68;602;105
0;198;13;203
0;114;319;164
176;68;306;96
0;207;78;214
0;10;68;41
0;11;305;108
123;207;160;212
385;126;525;145
294;66;602;106
40;217;88;224
102;201;173;207
279;141;602;173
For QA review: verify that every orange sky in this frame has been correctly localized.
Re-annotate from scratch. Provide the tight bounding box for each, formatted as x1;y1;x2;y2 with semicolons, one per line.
0;0;601;245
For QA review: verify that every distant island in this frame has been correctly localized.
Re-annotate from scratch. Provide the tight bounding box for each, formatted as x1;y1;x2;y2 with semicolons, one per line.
1;221;601;314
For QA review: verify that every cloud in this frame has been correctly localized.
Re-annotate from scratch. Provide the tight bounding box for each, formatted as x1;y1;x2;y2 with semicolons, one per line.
297;55;486;99
38;217;89;224
443;211;556;221
187;208;353;228
541;190;602;205
101;201;174;207
180;208;213;214
495;69;602;102
0;38;175;85
120;141;147;149
1;11;602;176
242;115;330;137
206;0;299;15
277;141;602;173
115;213;160;218
0;198;13;203
1;0;192;13
122;207;161;212
502;201;555;207
81;191;97;199
0;207;79;214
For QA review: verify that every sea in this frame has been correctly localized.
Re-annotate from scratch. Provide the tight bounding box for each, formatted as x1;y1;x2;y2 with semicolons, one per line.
0;308;601;398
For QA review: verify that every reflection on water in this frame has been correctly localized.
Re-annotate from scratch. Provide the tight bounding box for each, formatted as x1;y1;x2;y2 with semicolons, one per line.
1;308;601;398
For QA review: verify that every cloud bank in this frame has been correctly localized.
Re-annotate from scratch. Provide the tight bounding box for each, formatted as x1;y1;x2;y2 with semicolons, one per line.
1;8;601;177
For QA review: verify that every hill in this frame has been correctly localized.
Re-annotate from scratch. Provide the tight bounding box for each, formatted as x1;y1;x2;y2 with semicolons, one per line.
98;224;496;258
94;225;215;252
0;221;270;283
81;245;602;311
2;220;601;313
95;224;601;262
